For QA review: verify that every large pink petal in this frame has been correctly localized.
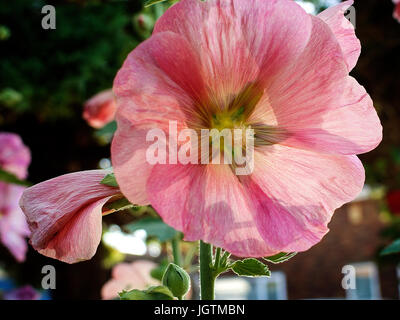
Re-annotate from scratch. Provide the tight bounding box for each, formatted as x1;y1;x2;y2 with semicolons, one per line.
318;0;361;71
113;31;204;129
19;170;119;263
111;117;157;206
154;0;313;100
243;146;365;254
147;163;276;257
147;146;364;257
280;76;382;155
254;15;380;155
261;15;348;129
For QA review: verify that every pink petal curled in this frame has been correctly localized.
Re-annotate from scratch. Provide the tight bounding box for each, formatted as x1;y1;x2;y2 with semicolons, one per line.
317;0;361;71
83;89;117;129
19;170;119;264
0;132;31;179
38;196;113;264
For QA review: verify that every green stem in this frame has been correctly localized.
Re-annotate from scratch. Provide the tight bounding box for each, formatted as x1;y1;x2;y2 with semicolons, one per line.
183;243;197;269
199;240;215;300
214;247;222;269
171;237;182;266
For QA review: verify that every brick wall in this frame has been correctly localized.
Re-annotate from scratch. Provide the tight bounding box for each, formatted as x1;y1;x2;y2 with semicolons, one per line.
269;200;399;299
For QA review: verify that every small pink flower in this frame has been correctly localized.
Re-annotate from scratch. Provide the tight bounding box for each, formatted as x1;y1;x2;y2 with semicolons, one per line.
0;132;31;262
394;0;400;22
83;89;117;129
111;0;382;257
20;170;121;264
101;260;158;300
0;133;30;179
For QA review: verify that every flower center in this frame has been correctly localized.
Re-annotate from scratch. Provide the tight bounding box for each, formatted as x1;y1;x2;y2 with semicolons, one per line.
211;107;245;131
205;108;252;162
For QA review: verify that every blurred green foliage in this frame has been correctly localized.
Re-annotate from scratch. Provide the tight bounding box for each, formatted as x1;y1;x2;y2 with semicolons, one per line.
0;0;141;121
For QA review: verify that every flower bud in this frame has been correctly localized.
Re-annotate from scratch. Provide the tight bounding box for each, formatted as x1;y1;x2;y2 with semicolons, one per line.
162;263;190;299
132;13;155;39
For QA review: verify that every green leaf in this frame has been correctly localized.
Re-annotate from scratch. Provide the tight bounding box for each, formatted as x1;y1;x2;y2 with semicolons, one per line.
381;239;400;256
231;258;270;277
103;197;134;213
100;173;119;188
144;0;168;8
0;169;30;186
119;286;174;300
124;217;178;242
263;252;297;264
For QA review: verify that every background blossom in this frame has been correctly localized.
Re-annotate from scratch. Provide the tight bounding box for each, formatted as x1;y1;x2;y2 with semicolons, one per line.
101;260;158;300
83;89;117;129
0;133;31;262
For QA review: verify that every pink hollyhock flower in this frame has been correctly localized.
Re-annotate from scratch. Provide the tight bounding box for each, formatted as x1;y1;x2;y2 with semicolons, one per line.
101;260;158;300
0;132;31;262
19;170;121;264
0;133;30;180
112;0;382;257
394;0;400;22
83;89;117;129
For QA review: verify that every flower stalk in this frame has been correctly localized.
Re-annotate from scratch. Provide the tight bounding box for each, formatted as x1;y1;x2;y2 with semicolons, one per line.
171;236;182;267
199;240;215;300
